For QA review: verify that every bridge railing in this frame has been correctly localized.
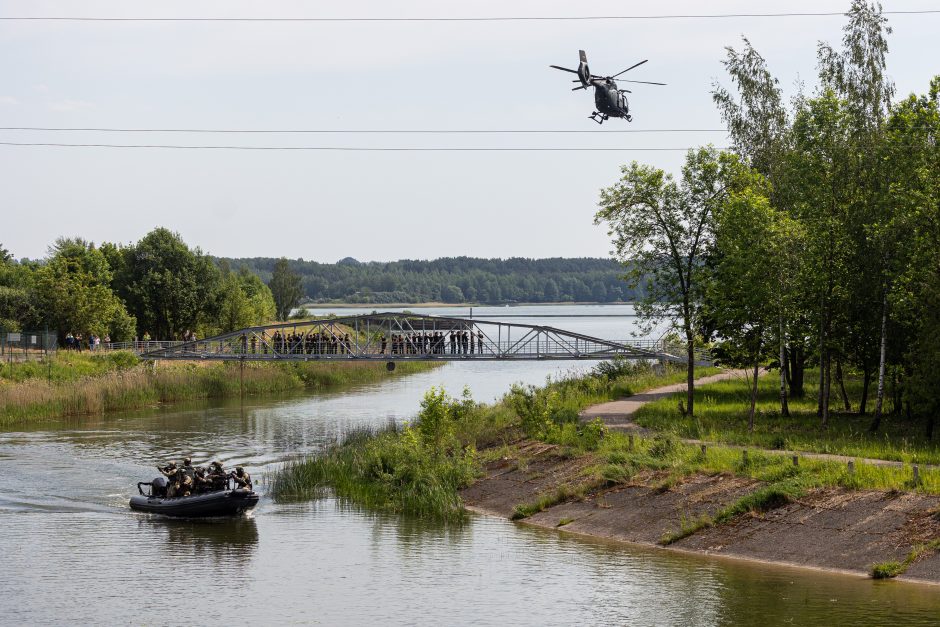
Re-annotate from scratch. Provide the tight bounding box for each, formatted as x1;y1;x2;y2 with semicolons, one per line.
101;341;185;353
108;336;710;363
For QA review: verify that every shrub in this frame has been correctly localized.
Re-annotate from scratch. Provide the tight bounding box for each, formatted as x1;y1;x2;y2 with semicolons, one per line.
648;433;681;460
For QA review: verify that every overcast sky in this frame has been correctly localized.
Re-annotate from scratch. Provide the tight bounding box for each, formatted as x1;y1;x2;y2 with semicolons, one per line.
1;0;938;262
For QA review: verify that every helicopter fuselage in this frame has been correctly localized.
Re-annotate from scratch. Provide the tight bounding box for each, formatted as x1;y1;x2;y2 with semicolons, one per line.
592;79;630;120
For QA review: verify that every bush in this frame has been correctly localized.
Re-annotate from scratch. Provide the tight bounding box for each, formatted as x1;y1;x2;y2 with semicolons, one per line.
593;357;644;381
648;433;681;460
273;387;483;521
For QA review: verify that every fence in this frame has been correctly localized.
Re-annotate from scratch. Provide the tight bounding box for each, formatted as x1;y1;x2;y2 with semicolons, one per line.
0;330;57;359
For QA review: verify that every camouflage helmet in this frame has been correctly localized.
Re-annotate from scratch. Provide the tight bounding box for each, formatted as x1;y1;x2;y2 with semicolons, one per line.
166;461;177;468
183;457;192;465
235;467;245;475
211;461;223;469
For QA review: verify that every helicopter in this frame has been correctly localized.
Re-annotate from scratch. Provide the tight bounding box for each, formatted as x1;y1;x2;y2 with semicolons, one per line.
550;50;666;124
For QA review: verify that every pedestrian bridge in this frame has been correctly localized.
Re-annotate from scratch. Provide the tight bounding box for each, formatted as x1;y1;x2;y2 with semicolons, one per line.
138;312;708;364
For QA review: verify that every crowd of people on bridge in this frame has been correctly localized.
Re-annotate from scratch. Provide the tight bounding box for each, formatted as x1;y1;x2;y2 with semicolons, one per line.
232;328;487;356
243;330;355;355
384;330;484;355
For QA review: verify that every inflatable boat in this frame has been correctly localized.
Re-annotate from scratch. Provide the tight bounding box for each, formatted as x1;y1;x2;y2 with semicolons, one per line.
129;476;259;518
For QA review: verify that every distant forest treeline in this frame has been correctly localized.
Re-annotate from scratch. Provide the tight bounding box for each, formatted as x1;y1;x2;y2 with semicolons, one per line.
220;257;637;304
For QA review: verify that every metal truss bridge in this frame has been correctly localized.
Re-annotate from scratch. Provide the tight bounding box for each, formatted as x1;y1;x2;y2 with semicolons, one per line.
139;313;707;364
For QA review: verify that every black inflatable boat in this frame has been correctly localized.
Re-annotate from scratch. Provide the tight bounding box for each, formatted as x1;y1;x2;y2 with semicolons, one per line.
130;477;259;518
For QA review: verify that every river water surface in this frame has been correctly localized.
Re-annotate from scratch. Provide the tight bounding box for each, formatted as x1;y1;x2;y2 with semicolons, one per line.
1;305;938;625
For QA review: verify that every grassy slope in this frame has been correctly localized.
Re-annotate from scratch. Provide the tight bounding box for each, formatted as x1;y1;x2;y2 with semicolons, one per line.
632;370;940;465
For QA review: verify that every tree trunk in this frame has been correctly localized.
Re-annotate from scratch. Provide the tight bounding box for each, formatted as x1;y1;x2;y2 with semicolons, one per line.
686;336;695;417
749;358;760;432
870;291;888;432
818;332;825;418
779;316;789;417
822;350;831;429
788;342;805;398
859;365;871;415
892;370;902;415
836;360;851;412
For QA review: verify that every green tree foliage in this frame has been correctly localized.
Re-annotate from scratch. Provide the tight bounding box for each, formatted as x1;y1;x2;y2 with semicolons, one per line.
217;265;277;333
113;228;221;340
439;284;464;303
817;0;896;429
709;170;803;430
224;256;630;305
33;238;136;340
713;35;800;415
0;255;38;331
268;258;304;321
596;147;734;416
702;2;926;433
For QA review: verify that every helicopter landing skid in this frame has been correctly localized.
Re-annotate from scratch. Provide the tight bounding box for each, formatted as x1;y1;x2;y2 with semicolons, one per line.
589;112;609;125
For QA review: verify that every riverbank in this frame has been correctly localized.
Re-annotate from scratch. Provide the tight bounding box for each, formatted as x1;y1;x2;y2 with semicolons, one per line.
462;440;940;585
0;352;439;426
273;363;940;583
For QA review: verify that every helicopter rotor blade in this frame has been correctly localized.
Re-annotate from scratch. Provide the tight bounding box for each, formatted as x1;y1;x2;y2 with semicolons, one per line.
571;85;588;91
550;65;579;75
618;79;667;86
609;59;648;79
618;89;633;94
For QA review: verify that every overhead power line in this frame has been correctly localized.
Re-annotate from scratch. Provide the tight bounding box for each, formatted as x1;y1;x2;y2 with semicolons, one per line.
1;11;938;22
0;141;710;151
0;126;728;134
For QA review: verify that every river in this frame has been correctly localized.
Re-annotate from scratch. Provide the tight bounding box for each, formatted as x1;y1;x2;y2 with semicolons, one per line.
1;305;937;625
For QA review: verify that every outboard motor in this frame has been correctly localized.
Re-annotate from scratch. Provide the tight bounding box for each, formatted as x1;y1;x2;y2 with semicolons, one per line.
151;476;168;497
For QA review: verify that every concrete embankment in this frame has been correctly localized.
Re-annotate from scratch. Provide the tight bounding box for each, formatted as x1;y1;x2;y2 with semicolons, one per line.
460;370;940;584
460;441;940;584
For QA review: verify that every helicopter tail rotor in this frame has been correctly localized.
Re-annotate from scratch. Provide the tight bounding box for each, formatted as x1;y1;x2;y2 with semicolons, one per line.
576;50;591;89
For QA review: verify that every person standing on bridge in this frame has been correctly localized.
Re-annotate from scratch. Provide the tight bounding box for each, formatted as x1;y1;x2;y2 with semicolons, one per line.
449;331;456;354
477;331;484;354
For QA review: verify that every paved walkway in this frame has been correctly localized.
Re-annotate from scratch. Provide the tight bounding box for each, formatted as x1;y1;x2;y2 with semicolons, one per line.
580;369;937;472
580;369;750;432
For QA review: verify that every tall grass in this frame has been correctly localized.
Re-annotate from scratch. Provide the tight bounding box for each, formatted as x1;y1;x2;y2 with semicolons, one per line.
0;351;139;382
272;389;491;521
0;357;437;426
